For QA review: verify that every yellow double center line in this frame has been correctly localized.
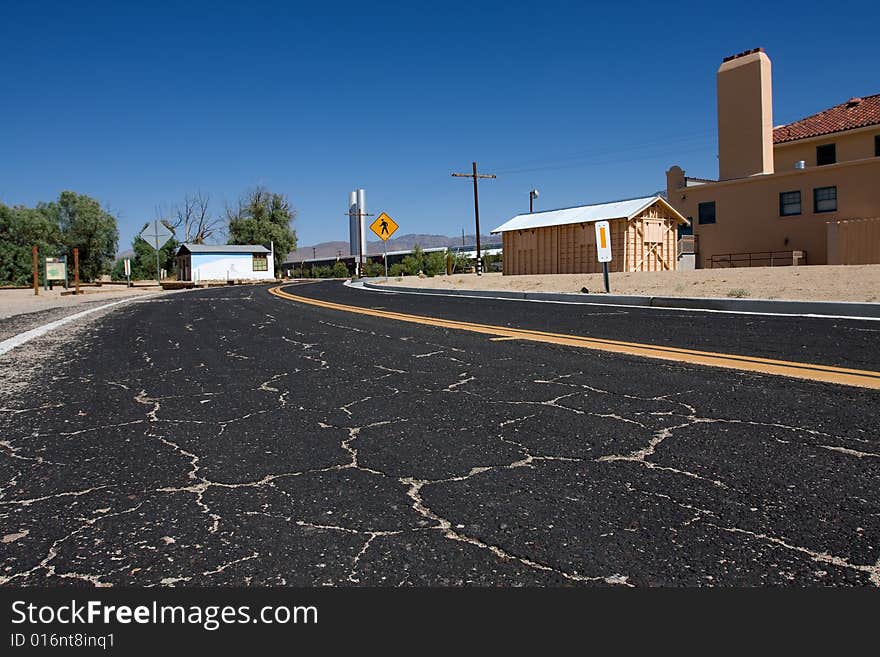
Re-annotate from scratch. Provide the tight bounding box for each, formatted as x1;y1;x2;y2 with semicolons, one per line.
269;285;880;389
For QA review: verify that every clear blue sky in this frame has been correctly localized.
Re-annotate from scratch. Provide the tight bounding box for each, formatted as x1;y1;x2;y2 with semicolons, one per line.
2;0;878;253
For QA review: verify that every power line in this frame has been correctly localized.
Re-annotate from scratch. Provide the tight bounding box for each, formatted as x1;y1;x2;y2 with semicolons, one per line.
492;144;716;176
489;129;716;175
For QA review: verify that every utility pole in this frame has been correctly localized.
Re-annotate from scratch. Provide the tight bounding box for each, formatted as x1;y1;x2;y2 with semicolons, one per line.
154;219;161;287
452;161;496;275
357;209;365;274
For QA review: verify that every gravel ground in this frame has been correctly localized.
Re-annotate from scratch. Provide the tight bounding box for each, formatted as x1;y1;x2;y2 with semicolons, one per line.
0;285;165;320
374;264;880;302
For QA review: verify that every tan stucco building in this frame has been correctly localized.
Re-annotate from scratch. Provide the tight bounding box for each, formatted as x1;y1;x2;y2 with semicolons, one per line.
667;48;880;267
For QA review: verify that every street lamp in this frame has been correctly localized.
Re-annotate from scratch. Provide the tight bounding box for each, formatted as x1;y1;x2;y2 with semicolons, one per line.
529;189;539;213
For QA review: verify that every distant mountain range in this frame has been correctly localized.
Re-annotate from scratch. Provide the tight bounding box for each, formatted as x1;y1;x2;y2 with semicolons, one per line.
286;233;499;261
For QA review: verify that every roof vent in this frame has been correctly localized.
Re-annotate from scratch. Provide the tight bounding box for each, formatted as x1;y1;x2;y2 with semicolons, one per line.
721;47;764;63
847;97;862;107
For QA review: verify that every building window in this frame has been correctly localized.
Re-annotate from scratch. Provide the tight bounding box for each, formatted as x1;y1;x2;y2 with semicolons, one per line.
813;186;837;213
779;191;802;216
816;143;836;166
253;253;268;271
698;201;716;224
875;135;880;157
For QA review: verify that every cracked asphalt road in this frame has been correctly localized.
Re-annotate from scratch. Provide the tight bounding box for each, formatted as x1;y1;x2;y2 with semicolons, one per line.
1;281;878;587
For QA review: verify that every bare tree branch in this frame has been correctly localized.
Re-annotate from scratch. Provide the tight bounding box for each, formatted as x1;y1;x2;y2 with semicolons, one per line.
172;191;221;244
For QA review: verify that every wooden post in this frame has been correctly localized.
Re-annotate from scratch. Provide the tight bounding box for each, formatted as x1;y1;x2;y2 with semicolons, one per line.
452;162;496;276
73;248;80;295
32;246;39;296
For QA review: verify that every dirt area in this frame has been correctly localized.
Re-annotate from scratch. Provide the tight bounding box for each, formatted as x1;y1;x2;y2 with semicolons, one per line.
0;284;165;320
374;265;880;303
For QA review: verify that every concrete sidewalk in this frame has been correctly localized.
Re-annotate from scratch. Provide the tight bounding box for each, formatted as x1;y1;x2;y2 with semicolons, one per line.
0;285;165;320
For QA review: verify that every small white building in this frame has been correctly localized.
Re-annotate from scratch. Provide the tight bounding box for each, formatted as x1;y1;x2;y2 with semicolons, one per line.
176;244;275;282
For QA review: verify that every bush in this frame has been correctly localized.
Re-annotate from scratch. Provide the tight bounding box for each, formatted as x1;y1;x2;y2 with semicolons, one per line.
389;263;407;277
424;251;446;276
482;249;503;272
332;260;350;278
110;258;126;281
313;265;334;278
398;245;447;277
450;251;470;273
401;255;420;276
362;261;385;277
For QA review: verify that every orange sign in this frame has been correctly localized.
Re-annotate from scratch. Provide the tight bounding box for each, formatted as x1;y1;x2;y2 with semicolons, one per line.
595;221;612;262
370;212;399;241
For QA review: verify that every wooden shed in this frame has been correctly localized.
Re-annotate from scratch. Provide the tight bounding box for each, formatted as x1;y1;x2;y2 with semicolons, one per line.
492;196;689;275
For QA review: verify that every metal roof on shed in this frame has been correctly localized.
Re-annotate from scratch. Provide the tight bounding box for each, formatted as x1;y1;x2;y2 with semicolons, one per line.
491;196;685;233
178;244;270;254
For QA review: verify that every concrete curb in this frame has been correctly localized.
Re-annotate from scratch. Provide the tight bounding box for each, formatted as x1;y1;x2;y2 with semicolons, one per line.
360;281;880;319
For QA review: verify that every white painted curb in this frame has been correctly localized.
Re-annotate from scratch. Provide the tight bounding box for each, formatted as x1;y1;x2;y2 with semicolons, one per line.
346;280;880;322
0;293;163;357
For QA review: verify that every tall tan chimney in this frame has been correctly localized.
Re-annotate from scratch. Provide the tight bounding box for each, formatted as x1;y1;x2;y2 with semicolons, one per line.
717;48;774;180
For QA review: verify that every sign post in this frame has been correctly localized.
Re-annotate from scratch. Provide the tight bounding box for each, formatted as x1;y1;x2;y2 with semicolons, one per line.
32;246;39;296
124;258;132;287
594;220;612;293
369;212;399;281
138;221;174;286
73;247;80;295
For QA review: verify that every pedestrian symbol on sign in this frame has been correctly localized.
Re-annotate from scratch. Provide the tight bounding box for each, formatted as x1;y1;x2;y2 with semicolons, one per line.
369;212;399;282
370;213;398;241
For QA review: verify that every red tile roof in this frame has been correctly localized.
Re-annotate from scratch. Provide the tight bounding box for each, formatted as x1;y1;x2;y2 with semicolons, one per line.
773;94;880;144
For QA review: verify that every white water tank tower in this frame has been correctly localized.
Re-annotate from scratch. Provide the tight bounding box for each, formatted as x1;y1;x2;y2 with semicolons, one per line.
347;189;367;262
348;191;358;257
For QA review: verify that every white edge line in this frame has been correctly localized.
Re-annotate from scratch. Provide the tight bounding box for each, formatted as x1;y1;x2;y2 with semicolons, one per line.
0;293;165;357
343;280;880;322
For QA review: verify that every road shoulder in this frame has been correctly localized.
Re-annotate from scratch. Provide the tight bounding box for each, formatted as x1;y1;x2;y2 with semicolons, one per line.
359;280;880;319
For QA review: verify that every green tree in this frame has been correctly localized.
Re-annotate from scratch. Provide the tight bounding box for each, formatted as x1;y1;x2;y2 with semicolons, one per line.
450;250;470;273
110;257;126;281
400;245;446;276
362;260;384;277
424;251;446;276
130;221;178;280
401;244;424;275
0;203;64;285
38;191;119;282
332;260;350;278
482;247;502;272
226;186;297;272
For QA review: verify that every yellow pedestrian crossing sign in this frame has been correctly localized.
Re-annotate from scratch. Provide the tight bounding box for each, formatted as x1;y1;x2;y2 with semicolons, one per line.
370;212;398;241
